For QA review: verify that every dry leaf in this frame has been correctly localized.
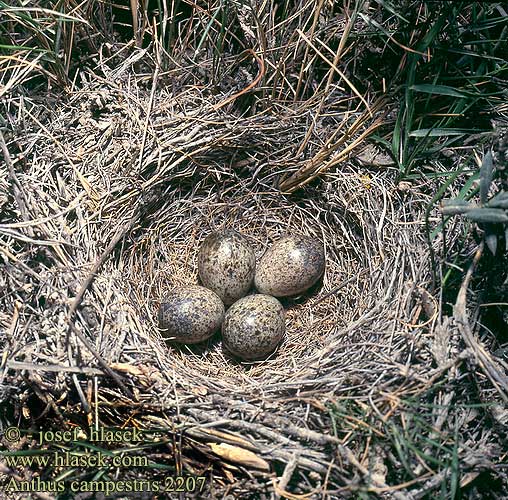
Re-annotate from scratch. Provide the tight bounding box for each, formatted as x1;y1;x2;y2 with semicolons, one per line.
208;443;270;471
111;363;144;377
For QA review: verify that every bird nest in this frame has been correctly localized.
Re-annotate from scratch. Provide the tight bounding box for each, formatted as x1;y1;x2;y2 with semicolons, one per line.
2;66;479;498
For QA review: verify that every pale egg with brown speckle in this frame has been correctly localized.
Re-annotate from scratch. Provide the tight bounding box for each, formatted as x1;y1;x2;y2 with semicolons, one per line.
254;235;325;297
198;230;256;305
222;294;285;361
158;285;224;344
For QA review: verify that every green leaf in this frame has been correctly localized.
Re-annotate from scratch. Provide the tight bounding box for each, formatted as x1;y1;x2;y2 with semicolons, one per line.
465;208;508;224
372;0;410;22
417;10;449;52
439;47;505;62
479;152;494;204
440;199;475;215
486;233;498;255
450;421;460;499
392;103;403;168
409;128;487;138
0;44;46;52
487;191;508;209
410;84;468;98
468;17;508;31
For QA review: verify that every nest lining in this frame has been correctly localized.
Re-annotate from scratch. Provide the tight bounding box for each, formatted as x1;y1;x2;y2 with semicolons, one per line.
129;185;367;383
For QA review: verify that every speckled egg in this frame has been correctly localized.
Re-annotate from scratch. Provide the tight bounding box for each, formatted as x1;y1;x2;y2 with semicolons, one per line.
198;230;256;305
222;294;285;360
158;286;224;344
255;235;325;297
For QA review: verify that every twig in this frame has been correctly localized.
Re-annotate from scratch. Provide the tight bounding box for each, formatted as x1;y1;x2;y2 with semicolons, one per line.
0;130;33;236
6;360;103;375
212;49;265;110
65;212;140;400
274;452;300;499
454;241;508;402
137;20;160;175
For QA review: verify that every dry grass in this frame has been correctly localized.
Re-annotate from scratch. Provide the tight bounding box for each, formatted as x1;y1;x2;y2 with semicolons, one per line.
1;0;507;498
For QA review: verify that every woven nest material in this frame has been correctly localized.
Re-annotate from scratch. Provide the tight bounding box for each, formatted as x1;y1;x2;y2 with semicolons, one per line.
2;67;489;498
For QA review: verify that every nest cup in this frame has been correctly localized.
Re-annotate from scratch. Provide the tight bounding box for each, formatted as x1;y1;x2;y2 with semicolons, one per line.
128;185;364;383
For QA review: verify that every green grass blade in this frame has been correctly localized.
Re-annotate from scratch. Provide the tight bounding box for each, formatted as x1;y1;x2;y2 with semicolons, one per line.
410;84;469;98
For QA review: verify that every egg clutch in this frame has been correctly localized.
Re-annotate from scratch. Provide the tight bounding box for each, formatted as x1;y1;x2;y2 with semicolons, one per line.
158;230;325;361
